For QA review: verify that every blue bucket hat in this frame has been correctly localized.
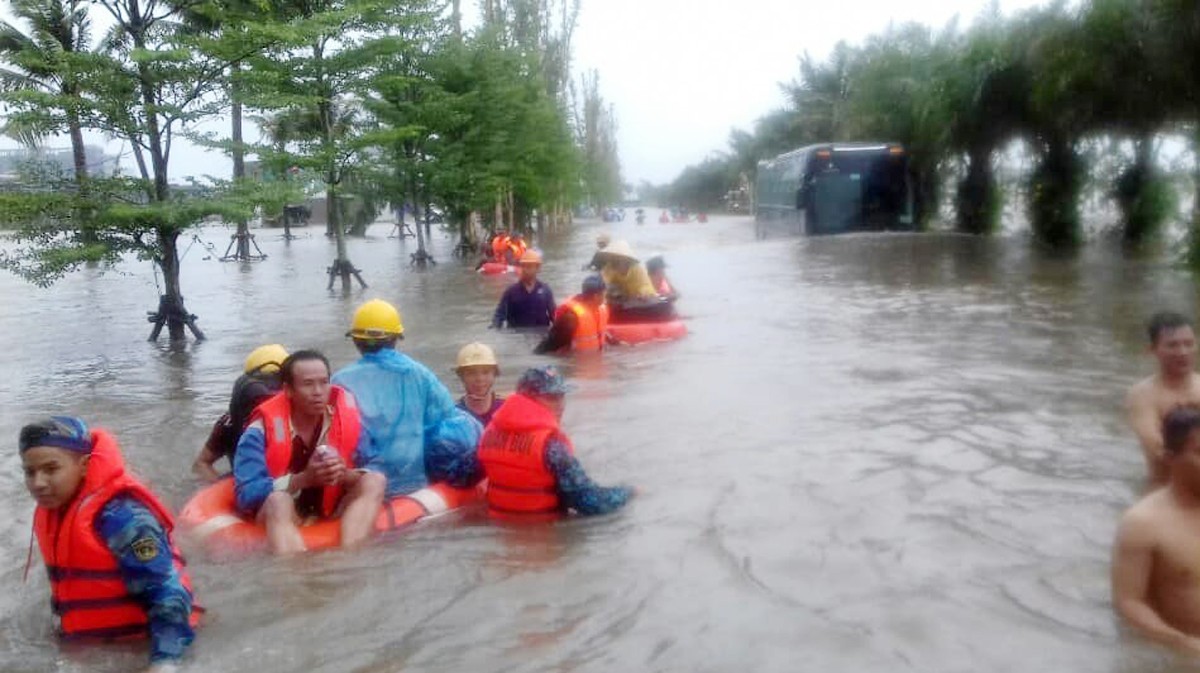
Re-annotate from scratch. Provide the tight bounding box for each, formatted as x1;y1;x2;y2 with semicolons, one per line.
581;275;606;296
18;416;92;454
517;366;573;396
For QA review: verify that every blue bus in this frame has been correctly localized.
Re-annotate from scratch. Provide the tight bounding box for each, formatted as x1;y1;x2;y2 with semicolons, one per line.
755;142;915;236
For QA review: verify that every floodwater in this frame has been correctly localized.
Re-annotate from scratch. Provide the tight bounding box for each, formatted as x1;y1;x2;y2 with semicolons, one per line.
0;214;1195;672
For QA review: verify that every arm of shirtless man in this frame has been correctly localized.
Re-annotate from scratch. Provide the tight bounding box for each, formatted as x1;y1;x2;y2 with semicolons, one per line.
1128;383;1169;485
1112;507;1200;656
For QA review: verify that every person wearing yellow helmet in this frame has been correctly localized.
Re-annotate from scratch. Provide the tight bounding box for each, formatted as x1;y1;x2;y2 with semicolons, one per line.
454;342;504;426
491;249;556;329
193;344;289;482
332;299;484;498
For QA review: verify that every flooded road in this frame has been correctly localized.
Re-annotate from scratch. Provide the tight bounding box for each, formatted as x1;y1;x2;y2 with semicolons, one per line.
0;214;1193;672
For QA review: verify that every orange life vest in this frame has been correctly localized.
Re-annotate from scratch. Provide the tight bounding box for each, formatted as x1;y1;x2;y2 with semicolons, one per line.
477;393;574;518
554;297;609;351
251;385;362;518
491;234;509;262
508;238;527;262
32;429;200;641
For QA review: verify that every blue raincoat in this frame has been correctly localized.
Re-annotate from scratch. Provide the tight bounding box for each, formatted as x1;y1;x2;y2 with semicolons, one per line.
332;349;472;497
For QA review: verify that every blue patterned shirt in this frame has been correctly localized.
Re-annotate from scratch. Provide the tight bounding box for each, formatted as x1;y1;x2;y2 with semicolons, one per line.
95;497;195;664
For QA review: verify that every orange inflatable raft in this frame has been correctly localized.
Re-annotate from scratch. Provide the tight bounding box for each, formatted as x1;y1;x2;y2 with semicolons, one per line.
607;320;688;345
478;261;515;275
180;478;480;557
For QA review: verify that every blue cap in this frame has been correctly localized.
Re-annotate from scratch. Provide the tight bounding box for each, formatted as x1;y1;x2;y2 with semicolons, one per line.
18;416;92;454
582;275;606;296
517;366;573;396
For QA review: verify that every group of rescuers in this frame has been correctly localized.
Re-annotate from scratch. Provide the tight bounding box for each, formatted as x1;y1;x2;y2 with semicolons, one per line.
19;298;636;671
489;232;678;350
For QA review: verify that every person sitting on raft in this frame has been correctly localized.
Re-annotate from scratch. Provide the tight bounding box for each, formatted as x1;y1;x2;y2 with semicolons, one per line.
582;232;611;271
534;275;611;355
233;350;385;555
476;366;633;518
20;417;200;672
333;299;482;499
599;240;676;323
455;342;504;426
645;255;678;301
193;343;288;483
474;230;509;270
491;250;556;329
505;232;528;265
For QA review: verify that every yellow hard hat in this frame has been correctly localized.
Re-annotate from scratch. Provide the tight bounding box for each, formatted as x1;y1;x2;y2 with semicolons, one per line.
244;344;288;374
455;342;499;371
348;299;404;339
518;249;543;265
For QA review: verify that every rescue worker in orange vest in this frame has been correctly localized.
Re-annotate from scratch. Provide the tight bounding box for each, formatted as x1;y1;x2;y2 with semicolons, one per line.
232;350;385;555
476;366;634;518
20;416;200;671
506;232;528;266
535;275;611;354
490;231;510;263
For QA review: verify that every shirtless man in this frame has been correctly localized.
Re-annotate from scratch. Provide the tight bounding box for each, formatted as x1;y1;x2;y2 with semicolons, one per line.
1113;407;1200;655
1127;312;1200;486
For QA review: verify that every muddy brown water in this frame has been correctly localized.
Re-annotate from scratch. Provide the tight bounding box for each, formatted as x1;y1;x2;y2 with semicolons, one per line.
0;215;1193;672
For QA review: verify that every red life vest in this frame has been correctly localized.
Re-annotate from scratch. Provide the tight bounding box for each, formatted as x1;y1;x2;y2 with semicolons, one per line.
477;393;574;518
251;385;362;518
554;297;609;352
32;429;200;641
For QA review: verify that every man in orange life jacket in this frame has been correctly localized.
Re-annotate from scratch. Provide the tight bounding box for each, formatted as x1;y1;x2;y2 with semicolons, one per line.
535;275;611;354
477;366;633;517
232;350;385;554
20;416;199;672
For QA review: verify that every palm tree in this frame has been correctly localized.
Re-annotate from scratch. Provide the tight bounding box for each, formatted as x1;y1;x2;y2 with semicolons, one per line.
0;0;92;186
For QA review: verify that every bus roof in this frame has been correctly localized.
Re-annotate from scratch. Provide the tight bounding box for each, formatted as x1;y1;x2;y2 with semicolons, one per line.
767;142;903;163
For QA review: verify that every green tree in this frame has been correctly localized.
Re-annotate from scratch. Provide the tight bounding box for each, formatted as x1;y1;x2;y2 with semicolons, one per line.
0;0;264;340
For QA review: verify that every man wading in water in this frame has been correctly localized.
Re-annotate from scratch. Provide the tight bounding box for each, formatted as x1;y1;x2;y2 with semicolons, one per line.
1114;407;1200;655
1127;312;1200;487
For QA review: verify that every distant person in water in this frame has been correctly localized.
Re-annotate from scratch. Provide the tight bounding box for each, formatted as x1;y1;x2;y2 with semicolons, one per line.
455;342;504;426
193;344;288;482
600;240;675;323
535;275;610;355
1127;311;1200;487
1113;407;1200;656
21;417;200;671
491;250;555;329
476;366;634;518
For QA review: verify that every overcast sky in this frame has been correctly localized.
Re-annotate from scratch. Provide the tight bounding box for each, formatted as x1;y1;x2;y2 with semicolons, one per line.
1;0;1050;185
572;0;1049;185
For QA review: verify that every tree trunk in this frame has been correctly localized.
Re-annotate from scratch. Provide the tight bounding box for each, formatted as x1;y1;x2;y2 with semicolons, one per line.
1029;134;1082;249
1187;124;1200;267
506;187;515;231
230;66;251;259
956;145;997;235
410;176;427;257
494;195;503;233
158;227;186;341
66;110;96;245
